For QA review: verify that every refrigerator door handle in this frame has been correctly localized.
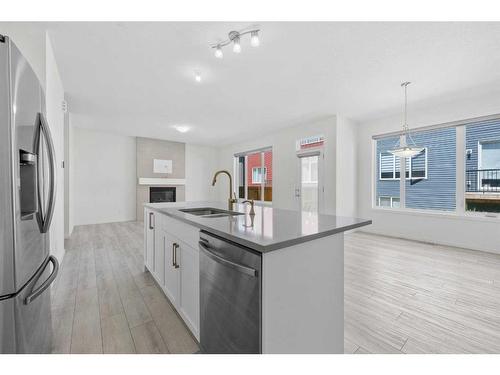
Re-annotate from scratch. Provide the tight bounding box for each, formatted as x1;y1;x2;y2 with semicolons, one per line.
34;112;57;234
24;255;59;305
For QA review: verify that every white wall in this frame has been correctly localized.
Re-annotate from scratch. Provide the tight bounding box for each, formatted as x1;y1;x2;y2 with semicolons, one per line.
185;144;219;202
45;33;66;261
217;117;338;214
357;89;500;254
336;116;358;218
73;127;137;225
64;110;74;237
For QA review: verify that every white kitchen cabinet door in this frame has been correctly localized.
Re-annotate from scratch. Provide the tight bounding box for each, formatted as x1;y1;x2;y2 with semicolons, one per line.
163;236;180;306
153;229;166;286
178;240;200;338
144;209;155;272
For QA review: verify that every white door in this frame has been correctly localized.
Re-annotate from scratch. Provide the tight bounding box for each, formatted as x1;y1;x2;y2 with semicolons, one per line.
296;152;322;213
164;236;180;306
296;152;323;233
179;240;200;339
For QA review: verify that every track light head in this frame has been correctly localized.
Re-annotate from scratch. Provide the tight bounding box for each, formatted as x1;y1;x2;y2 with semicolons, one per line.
233;37;241;53
250;31;260;47
214;45;223;58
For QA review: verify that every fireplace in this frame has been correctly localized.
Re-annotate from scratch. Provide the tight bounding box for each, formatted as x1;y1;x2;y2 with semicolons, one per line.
149;187;176;203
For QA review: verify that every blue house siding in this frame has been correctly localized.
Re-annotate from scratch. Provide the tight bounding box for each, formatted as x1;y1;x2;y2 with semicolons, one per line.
376;128;456;211
405;128;456;211
465;119;500;171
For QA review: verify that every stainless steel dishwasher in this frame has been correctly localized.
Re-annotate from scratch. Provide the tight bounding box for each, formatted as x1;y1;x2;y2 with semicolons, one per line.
198;230;262;353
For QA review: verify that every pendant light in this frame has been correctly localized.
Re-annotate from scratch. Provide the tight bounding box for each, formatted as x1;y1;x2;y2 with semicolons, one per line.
388;82;424;158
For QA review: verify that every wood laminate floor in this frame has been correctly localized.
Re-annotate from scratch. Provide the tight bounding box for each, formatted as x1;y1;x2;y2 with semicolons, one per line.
51;222;198;354
52;222;500;354
345;231;500;354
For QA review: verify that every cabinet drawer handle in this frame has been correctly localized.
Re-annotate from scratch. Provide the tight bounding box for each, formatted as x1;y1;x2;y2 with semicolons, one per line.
172;242;175;267
149;212;154;229
174;243;180;269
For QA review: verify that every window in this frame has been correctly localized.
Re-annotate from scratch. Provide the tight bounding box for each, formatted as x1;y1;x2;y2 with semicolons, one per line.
374;117;500;216
252;167;267;184
375;128;455;211
466;121;500;213
378;196;400;208
234;148;272;202
301;156;318;183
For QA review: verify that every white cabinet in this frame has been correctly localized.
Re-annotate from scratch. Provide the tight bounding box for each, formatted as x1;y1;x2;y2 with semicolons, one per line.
154;228;166;286
144;208;155;272
143;208;200;340
178;239;200;337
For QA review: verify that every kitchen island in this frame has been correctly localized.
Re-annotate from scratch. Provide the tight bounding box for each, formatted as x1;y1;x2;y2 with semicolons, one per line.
143;201;371;353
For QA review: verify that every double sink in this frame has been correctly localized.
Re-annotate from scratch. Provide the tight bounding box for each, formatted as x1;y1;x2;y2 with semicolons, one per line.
179;207;244;218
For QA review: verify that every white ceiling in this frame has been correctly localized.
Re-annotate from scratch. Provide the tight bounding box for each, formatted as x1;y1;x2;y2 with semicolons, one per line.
37;22;500;144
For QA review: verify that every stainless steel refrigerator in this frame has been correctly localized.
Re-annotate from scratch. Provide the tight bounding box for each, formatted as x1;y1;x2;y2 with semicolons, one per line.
0;34;59;354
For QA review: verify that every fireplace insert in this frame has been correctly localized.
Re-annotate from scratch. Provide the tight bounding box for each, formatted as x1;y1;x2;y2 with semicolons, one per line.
149;187;176;203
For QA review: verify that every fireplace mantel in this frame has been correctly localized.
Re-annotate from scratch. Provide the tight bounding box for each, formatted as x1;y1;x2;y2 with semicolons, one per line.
138;178;186;186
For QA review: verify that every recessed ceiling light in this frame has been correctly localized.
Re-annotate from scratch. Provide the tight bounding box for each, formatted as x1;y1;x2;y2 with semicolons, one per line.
172;125;191;133
194;71;202;82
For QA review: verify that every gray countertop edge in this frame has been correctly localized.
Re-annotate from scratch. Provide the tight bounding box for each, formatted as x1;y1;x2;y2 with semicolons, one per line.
146;205;372;253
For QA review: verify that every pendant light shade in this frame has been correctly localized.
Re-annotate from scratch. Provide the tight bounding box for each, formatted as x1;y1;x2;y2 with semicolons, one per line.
388;145;425;158
388;82;424;158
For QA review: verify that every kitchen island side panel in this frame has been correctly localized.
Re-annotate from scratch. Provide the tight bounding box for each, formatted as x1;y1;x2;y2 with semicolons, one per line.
261;233;344;354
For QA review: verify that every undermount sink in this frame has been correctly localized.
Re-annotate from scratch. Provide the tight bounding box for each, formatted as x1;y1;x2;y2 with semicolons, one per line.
178;207;244;218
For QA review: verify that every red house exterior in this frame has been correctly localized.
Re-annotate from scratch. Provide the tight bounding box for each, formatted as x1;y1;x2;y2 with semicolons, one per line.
246;150;273;201
247;151;273;186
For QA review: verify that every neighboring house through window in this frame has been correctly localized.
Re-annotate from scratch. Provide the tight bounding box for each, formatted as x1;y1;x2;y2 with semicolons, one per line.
234;148;273;202
252;167;267;184
379;149;427;180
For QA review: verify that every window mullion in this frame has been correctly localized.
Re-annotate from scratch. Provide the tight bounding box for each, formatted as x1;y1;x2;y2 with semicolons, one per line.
393;155;396;179
456;126;465;214
399;135;406;208
260;151;265;201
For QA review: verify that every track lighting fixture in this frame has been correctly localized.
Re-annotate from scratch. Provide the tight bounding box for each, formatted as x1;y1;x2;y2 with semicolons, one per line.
210;28;260;58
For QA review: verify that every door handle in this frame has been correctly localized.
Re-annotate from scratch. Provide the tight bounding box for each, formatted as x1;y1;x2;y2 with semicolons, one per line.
25;255;59;305
149;212;154;229
198;241;257;277
33;112;57;234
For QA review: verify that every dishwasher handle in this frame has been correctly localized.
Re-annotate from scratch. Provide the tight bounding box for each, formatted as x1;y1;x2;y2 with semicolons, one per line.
199;241;257;277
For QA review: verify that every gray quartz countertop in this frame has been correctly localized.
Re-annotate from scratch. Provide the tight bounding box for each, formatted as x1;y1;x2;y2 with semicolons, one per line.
144;201;371;253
